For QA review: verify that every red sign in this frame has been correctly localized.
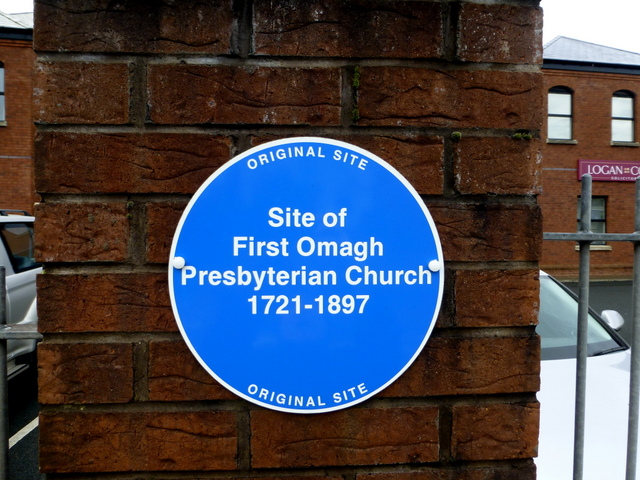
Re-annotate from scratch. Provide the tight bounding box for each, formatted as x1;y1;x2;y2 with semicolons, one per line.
578;159;640;182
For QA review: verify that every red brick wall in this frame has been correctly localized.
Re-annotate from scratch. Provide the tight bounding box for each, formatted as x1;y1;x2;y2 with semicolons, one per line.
0;38;36;213
33;1;543;478
541;69;640;279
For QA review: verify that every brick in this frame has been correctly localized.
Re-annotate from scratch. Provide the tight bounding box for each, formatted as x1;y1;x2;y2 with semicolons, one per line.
357;68;542;129
34;0;233;54
357;464;536;480
541;70;640;278
37;273;175;333
34;61;129;124
38;342;134;404
35;132;232;194
345;135;444;195
457;4;543;64
251;407;439;468
148;340;237;401
429;203;542;262
148;65;341;125
453;137;542;195
146;201;188;264
134;477;340;480
30;0;546;477
381;335;539;397
454;269;540;328
0;40;36;211
40;410;238;473
451;403;539;461
35;202;130;262
252;134;444;195
254;0;444;58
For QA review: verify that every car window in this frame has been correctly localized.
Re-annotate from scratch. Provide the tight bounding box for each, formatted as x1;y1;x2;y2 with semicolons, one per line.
537;275;626;360
0;223;41;273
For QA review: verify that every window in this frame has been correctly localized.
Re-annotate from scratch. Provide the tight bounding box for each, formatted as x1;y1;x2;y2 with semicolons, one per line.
612;90;635;143
548;86;573;140
538;274;623;360
0;223;40;273
577;196;606;246
0;64;4;123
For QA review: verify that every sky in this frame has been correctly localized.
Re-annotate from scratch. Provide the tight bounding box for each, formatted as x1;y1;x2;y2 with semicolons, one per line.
0;0;31;14
541;0;640;54
2;0;640;54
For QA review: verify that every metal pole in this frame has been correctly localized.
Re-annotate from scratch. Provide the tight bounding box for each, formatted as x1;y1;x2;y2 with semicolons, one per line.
544;175;640;477
573;175;592;480
0;266;7;480
626;178;640;480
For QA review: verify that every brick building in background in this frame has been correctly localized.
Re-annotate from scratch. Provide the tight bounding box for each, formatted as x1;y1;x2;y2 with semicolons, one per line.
34;1;542;479
0;11;36;213
541;36;640;280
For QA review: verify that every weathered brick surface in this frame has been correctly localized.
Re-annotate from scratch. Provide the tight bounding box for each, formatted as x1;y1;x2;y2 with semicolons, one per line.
38;343;134;404
34;202;130;262
251;407;439;468
161;476;342;480
357;465;537;480
148;340;237;401
451;403;539;461
39;410;238;473
35;132;232;194
37;273;175;333
254;0;444;58
146;201;188;264
346;135;445;195
148;65;342;125
453;137;542;195
382;335;540;397
252;134;445;195
429;204;542;262
34;0;542;478
357;68;542;129
457;4;543;64
453;269;540;328
34;0;234;54
34;62;129;124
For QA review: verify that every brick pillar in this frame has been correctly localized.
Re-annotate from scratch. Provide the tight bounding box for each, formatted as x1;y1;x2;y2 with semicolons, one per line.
33;1;543;478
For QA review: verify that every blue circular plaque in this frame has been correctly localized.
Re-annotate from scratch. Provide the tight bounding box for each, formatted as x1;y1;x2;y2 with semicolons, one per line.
169;137;444;413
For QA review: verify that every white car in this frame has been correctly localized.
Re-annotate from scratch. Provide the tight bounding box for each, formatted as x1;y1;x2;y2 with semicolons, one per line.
537;271;636;479
0;210;41;378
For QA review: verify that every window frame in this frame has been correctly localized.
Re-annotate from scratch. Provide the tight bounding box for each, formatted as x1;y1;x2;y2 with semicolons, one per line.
0;63;5;125
547;86;574;142
577;196;607;247
611;90;636;144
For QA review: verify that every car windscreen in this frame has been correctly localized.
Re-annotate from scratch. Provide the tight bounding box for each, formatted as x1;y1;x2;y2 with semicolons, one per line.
537;275;627;361
0;222;41;273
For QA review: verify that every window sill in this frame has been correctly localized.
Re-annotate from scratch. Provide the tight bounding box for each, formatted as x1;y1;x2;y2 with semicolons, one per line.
611;141;640;147
0;122;6;127
547;139;577;145
574;244;612;251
